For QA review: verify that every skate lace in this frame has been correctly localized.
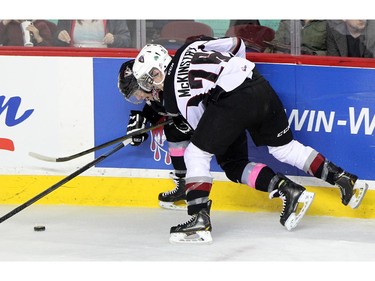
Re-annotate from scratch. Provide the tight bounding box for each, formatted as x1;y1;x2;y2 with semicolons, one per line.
162;175;181;196
162;181;179;196
177;215;197;227
279;191;286;216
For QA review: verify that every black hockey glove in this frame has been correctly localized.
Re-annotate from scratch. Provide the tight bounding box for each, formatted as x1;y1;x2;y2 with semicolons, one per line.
172;116;194;136
127;110;149;146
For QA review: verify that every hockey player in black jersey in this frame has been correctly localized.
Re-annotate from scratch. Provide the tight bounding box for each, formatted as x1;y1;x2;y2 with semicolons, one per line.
118;59;188;210
131;37;368;244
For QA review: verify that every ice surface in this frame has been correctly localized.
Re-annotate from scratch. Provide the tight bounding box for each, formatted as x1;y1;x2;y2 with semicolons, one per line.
0;205;373;280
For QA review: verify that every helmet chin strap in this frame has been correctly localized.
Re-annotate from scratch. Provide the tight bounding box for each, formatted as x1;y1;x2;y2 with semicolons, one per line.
153;71;165;90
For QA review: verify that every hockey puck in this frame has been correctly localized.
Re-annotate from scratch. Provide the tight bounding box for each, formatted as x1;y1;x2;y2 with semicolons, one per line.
34;225;46;232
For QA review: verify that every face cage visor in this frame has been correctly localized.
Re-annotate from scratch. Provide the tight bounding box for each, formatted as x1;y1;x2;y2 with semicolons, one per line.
136;67;163;92
125;88;149;104
118;75;151;105
122;83;160;105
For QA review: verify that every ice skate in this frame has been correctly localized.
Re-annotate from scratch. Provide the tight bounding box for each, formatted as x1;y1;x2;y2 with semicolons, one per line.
169;200;212;244
270;174;315;231
326;162;368;209
158;173;187;210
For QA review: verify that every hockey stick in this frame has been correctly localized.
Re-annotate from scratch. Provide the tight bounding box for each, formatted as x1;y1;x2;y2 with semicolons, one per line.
0;138;133;224
29;119;173;162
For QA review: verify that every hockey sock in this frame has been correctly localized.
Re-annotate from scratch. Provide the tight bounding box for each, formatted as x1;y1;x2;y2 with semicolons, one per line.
255;166;277;192
241;162;276;192
170;155;186;178
306;152;326;178
185;182;212;215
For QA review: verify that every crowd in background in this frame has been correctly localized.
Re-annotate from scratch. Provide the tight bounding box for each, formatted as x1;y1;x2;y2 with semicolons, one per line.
1;19;374;58
0;20;131;48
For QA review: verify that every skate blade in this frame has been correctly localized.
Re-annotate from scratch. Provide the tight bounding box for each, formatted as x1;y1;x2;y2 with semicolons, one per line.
159;200;187;211
169;231;213;244
284;191;315;231
348;182;369;209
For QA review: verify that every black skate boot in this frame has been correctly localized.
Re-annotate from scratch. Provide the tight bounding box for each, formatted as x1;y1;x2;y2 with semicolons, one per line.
269;174;315;231
325;161;368;209
169;200;212;244
158;174;187;210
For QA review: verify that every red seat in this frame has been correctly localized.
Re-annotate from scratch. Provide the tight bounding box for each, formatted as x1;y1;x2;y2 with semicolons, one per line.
225;24;275;52
153;21;214;49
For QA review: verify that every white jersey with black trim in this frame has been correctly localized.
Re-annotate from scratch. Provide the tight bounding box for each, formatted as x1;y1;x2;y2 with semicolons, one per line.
164;37;255;130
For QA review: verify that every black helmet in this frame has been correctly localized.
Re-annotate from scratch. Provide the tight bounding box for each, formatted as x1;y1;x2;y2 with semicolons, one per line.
118;60;136;97
118;59;150;104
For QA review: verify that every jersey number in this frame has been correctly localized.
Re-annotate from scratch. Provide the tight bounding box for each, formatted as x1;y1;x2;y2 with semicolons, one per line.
189;52;231;89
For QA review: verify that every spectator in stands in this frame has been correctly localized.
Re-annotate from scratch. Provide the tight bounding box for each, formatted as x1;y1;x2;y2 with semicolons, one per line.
264;20;327;55
327;20;374;58
53;20;131;48
0;20;56;46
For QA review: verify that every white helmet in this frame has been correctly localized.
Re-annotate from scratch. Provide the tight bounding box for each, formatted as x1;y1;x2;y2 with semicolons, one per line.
133;44;172;91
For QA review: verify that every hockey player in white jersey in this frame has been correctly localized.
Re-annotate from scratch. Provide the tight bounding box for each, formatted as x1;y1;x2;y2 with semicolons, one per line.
118;36;222;210
131;37;368;244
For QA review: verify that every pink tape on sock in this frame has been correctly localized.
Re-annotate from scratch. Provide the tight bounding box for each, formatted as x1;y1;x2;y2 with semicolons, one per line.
169;147;185;157
248;164;266;188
